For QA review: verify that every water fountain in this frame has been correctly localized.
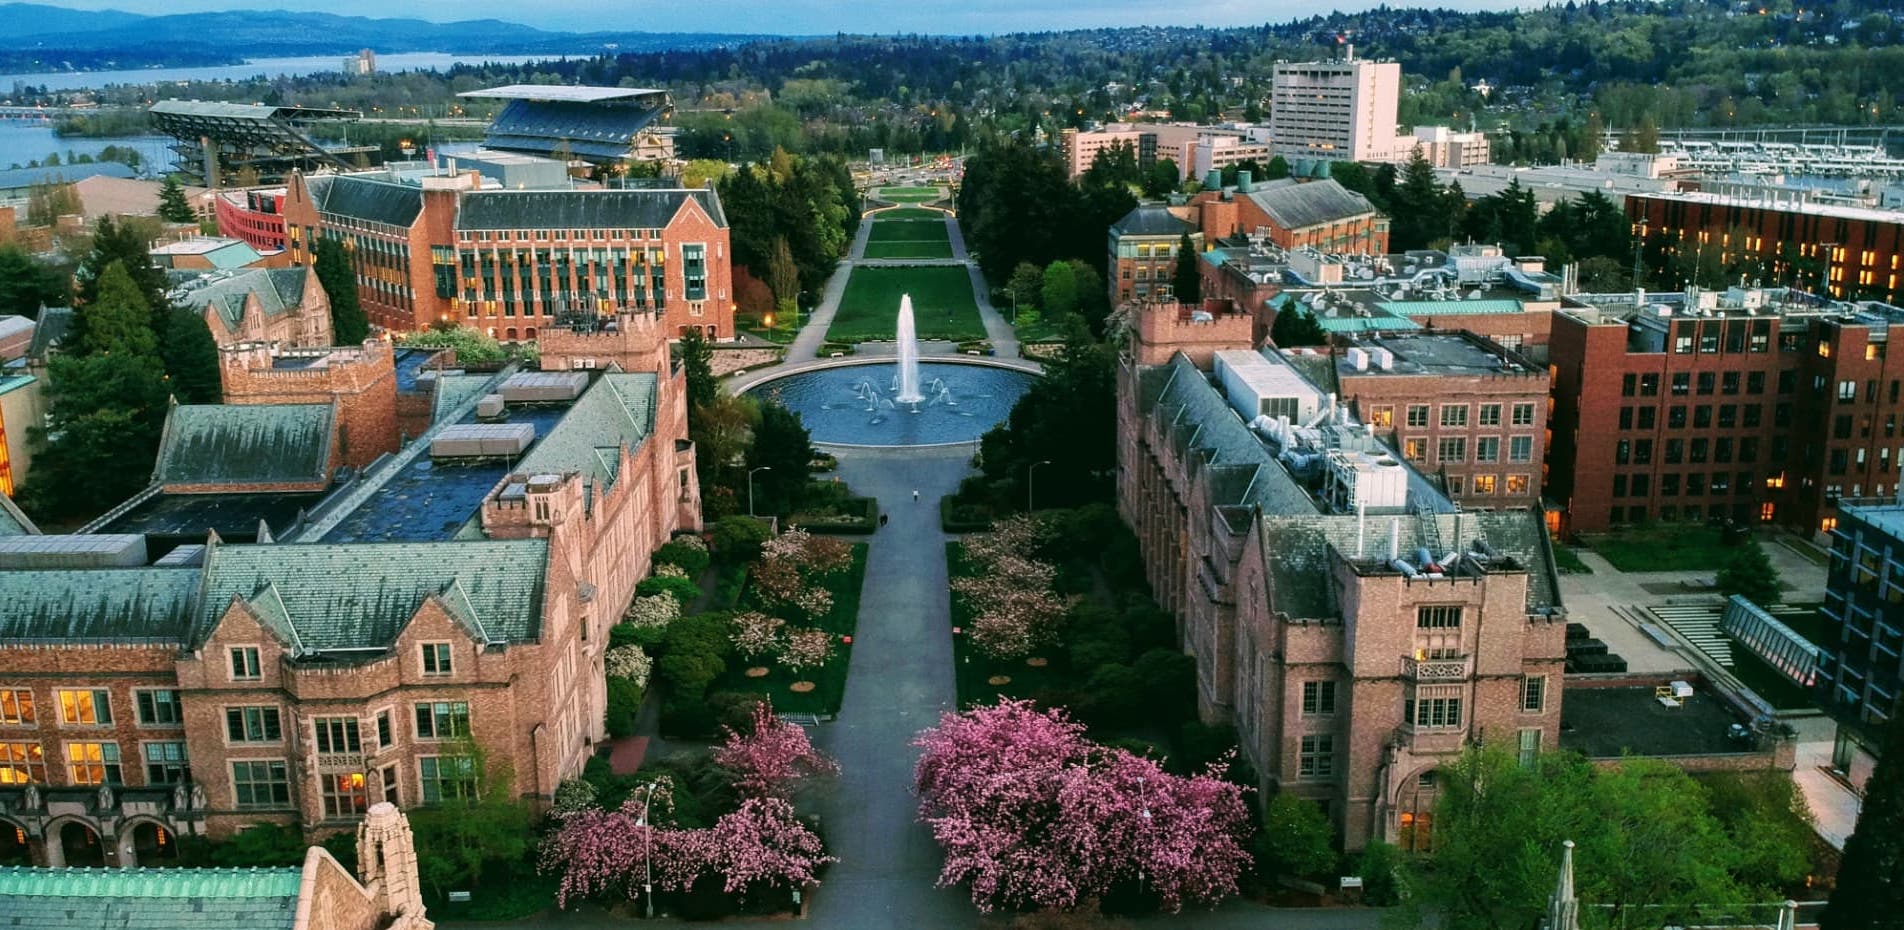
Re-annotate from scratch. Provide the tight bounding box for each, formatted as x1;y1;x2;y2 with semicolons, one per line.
894;293;924;404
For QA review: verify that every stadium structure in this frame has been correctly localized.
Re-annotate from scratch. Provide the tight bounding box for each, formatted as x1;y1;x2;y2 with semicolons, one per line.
149;100;379;187
457;85;677;167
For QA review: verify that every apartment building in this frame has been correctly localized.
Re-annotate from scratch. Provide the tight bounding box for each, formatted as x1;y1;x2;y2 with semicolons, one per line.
1269;53;1405;163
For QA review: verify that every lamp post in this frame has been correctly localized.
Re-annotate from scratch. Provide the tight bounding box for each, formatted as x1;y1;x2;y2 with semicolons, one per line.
748;466;773;518
1027;460;1052;512
636;782;658;918
1135;774;1151;891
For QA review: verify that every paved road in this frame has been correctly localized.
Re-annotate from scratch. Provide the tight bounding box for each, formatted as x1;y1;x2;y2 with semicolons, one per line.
945;214;1020;359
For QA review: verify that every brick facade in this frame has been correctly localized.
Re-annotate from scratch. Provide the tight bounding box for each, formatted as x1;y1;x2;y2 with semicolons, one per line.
219;342;401;471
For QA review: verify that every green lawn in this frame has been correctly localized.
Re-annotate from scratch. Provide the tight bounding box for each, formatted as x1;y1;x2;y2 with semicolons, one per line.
863;216;952;259
1582;525;1742;572
826;265;985;342
877;186;944;202
712;543;869;717
874;206;948;220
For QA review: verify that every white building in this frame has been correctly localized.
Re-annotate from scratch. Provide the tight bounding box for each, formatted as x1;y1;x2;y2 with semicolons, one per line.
1269;51;1405;163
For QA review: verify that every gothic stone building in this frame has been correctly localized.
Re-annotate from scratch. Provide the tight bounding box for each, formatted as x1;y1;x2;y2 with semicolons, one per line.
1117;299;1567;849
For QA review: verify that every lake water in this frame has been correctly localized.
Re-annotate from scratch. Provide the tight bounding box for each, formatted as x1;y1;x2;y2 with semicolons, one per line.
0;124;173;172
2;52;556;93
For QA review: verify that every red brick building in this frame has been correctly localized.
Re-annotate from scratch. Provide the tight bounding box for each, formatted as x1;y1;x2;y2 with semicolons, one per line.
1547;288;1904;535
1187;178;1388;255
213;188;290;253
1107;204;1201;306
1627;191;1904;304
280;171;735;340
1117;299;1566;849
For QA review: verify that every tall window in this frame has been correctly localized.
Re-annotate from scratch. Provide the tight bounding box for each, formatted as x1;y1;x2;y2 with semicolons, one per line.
1417;606;1462;629
420;756;476;804
1406;405;1430;428
229;647;262;681
1301;681;1336;716
1518;728;1541;767
1441;405;1469;428
1521;675;1547;713
64;742;122;785
376;710;393;750
0;742;45;784
381;764;400;806
1476;437;1500;463
321;772;369;819
0;690;32;725
226;706;283;743
135;690;181;726
314;717;361;755
232;760;291;808
1298;734;1335;779
682;244;707;301
1407;692;1463;729
143;742;189;784
414;702;470;741
1509;436;1534;463
421;643;453;677
1478;404;1502;427
1438;437;1466;464
57;689;111;725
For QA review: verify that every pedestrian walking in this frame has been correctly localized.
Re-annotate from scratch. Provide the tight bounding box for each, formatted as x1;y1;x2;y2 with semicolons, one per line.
879;513;889;527
913;489;920;502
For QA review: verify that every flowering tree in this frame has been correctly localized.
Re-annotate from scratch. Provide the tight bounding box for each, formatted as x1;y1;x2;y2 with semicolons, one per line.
751;558;834;622
778;627;834;673
625;594;680;630
730;612;787;660
605;645;652;688
762;528;852;575
705;797;835;893
952;577;1068;660
961;514;1050;569
913;700;1252;913
654;562;689;579
714;702;839;798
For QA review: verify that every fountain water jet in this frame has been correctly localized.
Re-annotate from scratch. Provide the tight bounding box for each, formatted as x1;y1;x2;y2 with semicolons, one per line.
895;294;924;404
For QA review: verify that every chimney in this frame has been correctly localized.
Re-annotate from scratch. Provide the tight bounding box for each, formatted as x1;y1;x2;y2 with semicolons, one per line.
1204;169;1221;190
1237;170;1253;194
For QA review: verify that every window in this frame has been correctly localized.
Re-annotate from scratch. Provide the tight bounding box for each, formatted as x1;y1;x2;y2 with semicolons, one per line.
1438;437;1466;464
1473;474;1498;495
1403;439;1427;462
1298;734;1335;778
1674;334;1693;354
1521;676;1547;713
1409;695;1463;728
321;772;369;819
1840;380;1857;402
1697;372;1715;395
65;742;121;785
1747;372;1766;394
1718;405;1737;429
1479;404;1502;427
0;742;46;784
229;647;261;681
1509;436;1533;463
135;690;181;726
1669;406;1687;429
1406;405;1429;428
1476;437;1500;463
0;690;32;725
376;710;393;750
57;689;111;726
421;643;453;677
1622;374;1636;396
1518;728;1541;767
226;706;282;743
1302;681;1336;716
420;756;476;804
1694;406;1712;429
1671;373;1689;395
1512;403;1535;426
314;717;361;755
1440;405;1468;428
414;702;470;741
1640;374;1660;397
381;764;400;805
1369;405;1394;428
143;741;189;784
1505;474;1530;495
232;760;291;808
1418;605;1462;629
1722;372;1740;395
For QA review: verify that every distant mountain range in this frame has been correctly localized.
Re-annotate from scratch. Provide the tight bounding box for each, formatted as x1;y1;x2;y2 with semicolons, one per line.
0;3;768;73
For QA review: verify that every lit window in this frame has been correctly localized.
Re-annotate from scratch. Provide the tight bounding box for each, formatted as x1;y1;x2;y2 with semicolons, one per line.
0;742;46;784
321;772;370;819
64;742;121;785
57;689;111;726
0;690;33;726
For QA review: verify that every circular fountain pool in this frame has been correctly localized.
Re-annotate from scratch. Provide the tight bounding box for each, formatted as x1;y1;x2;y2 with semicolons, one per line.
744;361;1036;446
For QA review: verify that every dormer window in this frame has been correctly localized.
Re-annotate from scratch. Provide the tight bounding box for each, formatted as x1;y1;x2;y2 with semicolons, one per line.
229;646;262;681
421;643;453;677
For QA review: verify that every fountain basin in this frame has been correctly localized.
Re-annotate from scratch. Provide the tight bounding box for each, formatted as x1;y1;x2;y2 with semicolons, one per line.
744;360;1036;447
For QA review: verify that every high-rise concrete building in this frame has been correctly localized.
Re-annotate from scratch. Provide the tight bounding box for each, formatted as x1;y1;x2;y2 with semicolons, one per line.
1269;53;1404;163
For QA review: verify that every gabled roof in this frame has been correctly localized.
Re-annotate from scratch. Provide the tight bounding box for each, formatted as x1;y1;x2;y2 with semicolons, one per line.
153;404;335;488
0;567;199;643
1244;179;1379;231
26;306;72;359
432;373;497;425
180;267;312;329
305;174;425;228
455;188;726;231
0;865;302;930
1111;203;1196;238
194;539;548;652
513;372;656;490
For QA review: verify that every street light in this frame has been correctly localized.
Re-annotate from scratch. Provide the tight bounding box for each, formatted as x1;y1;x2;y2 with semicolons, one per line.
748;466;773;517
635;782;658;918
1027;460;1052;512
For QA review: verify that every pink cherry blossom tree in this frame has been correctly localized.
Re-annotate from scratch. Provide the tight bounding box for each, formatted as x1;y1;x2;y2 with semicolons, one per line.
714;701;840;799
705;796;836;893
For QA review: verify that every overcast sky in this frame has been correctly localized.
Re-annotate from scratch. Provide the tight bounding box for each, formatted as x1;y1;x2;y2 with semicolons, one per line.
43;0;1539;34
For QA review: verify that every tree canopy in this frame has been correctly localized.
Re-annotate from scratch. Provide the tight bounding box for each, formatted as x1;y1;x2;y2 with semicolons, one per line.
314;236;369;345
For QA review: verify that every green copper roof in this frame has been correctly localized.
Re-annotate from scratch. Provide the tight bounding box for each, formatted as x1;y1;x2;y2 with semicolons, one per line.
0;493;36;536
181;268;311;329
1316;314;1420;334
1380;298;1526;317
514;372;656;491
0;567;198;642
153;404;334;488
195;539;548;651
0;865;302;930
433;373;497;425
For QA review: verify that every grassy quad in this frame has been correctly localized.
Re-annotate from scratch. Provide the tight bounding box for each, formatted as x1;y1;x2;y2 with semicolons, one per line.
874;206;948;220
862;215;953;260
877;185;945;202
826;265;985;342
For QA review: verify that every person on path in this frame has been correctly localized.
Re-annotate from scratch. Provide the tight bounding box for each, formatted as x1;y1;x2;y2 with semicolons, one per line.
913;489;920;501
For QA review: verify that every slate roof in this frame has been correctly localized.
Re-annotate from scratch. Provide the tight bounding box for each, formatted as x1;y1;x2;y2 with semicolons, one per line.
456;188;726;231
0;567;198;642
514;372;656;492
1111;203;1196;238
1243;179;1379;231
152;404;335;488
26;307;72;359
0;865;302;930
433;373;498;424
0;493;37;537
194;539;548;652
179;268;311;329
304;174;425;228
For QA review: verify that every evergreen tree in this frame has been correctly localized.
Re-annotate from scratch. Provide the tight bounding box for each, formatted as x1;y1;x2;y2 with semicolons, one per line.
1716;539;1782;605
1823;720;1904;930
1007;262;1045;315
1171;232;1202;305
313;237;369;345
1264;155;1292;181
1390;153;1454;251
76;262;159;359
1269;299;1326;348
156;176;195;223
0;245;69;318
677;328;717;411
74;216;170;342
161;306;222;404
746;400;815;515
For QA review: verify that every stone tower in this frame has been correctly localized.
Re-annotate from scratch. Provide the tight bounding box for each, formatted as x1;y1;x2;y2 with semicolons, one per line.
356;801;433;930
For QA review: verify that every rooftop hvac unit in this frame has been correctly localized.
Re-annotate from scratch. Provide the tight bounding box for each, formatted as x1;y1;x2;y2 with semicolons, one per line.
1369;347;1394;370
1346;347;1369;371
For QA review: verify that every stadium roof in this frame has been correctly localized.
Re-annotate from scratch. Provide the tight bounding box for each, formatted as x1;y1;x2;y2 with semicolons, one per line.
149;100;359;121
459;85;667;103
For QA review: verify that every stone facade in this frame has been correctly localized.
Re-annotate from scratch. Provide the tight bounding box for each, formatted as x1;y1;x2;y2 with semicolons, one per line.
193;268;334;350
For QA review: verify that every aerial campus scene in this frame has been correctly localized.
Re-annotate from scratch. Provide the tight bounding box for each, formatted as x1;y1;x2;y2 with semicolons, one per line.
0;0;1900;927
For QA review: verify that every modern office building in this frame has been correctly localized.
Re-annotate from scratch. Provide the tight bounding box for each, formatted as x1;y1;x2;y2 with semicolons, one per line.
1118;298;1566;849
1821;500;1904;726
1269;52;1405;163
214;188;290;253
1626;191;1904;304
1405;126;1491;169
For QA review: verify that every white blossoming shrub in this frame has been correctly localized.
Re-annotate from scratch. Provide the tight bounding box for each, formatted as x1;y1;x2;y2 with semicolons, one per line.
625;594;681;630
606;645;652;689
